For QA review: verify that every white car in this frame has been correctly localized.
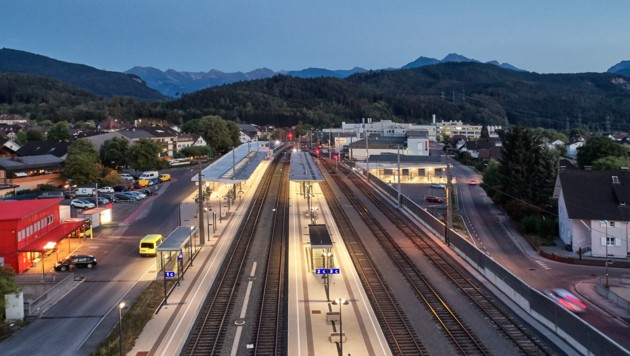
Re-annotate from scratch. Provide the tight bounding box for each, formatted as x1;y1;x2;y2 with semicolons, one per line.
70;199;96;209
119;173;134;181
97;186;115;193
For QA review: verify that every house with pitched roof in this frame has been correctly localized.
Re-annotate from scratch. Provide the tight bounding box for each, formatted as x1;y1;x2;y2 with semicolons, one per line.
17;141;70;159
553;169;630;258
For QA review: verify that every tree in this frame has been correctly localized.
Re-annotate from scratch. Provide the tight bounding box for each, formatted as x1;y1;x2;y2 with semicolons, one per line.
479;125;489;142
128;139;162;172
14;130;27;145
100;137;130;169
63;139;101;185
495;126;557;217
46;121;72;141
591;156;630;170
182;115;241;155
26;129;45;141
576;136;628;168
0;265;21;319
179;145;212;158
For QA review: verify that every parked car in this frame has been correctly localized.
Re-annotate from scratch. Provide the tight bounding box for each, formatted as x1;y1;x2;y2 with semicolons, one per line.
543;288;587;314
425;196;444;203
54;255;97;271
124;191;146;200
121;192;142;200
114;193;136;201
150;178;160;185
430;183;446;189
137;179;153;187
37;191;65;199
97;186;115;193
119;173;134;181
159;173;171;182
84;196;110;205
114;185;129;192
70;199;95;209
100;194;118;203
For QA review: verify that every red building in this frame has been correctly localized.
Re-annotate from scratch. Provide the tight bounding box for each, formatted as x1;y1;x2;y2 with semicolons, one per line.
0;200;86;273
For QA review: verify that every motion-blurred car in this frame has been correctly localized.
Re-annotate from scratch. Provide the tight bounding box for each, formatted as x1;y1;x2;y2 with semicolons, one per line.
543;288;587;314
54;255;97;271
425;196;443;203
430;183;446;189
70;199;95;209
468;179;478;185
114;193;135;201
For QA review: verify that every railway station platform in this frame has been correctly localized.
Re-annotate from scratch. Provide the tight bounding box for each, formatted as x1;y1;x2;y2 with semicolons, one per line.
129;153;393;355
287;178;392;356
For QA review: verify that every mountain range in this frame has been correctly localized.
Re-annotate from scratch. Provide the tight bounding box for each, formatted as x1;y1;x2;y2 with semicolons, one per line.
0;48;166;101
125;53;526;97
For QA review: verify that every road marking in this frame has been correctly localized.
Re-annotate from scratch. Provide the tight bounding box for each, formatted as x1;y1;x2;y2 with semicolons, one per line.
230;262;257;356
534;259;552;270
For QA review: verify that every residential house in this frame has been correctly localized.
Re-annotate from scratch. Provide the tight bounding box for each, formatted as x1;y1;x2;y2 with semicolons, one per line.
175;134;207;152
17;141;70;160
553;169;630;258
566;139;585;159
0;137;20;159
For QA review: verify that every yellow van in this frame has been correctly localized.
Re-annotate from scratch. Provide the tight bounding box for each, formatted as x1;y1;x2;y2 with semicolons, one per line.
159;173;171;182
139;234;163;256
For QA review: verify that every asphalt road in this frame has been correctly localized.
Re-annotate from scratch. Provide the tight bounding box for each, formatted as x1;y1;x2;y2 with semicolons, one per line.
0;167;196;356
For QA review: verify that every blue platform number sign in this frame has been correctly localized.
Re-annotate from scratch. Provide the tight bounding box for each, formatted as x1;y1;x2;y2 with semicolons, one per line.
164;271;176;278
177;252;183;261
315;268;340;274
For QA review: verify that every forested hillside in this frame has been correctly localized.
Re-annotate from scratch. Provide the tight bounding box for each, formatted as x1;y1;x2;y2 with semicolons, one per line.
0;48;166;101
3;60;630;132
168;62;630;131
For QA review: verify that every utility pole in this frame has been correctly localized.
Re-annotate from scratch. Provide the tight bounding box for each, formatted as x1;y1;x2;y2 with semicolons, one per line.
397;145;401;208
197;160;205;245
445;154;452;246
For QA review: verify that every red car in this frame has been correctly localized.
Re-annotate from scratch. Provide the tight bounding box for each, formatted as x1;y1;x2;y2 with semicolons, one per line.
425;196;443;203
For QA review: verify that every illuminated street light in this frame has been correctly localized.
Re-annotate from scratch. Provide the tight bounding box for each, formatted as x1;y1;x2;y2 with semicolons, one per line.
331;298;349;356
118;302;126;356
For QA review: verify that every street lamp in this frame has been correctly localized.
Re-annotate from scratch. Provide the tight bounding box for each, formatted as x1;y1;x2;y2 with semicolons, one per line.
332;298;349;356
204;207;210;239
118;302;126;356
604;220;610;288
322;252;332;301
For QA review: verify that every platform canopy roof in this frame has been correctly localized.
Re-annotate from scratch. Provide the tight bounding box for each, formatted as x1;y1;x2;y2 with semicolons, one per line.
308;224;333;248
157;226;197;252
355;153;447;169
191;141;269;184
289;151;324;182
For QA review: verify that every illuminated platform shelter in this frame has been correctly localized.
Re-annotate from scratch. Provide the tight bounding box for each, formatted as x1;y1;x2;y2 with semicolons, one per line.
290;151;324;223
191;141;271;185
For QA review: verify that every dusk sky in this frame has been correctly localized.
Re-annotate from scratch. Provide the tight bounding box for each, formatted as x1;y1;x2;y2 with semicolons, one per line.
2;1;629;74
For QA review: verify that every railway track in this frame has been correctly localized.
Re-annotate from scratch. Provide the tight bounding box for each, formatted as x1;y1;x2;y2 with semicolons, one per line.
320;165;428;355
324;159;556;355
252;160;289;355
181;154;286;355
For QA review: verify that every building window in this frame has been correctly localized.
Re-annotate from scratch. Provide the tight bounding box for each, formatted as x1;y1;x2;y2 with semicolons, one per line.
610;221;616;227
606;237;616;246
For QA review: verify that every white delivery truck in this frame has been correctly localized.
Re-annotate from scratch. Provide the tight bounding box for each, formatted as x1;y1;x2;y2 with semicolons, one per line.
74;187;96;196
139;171;159;180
